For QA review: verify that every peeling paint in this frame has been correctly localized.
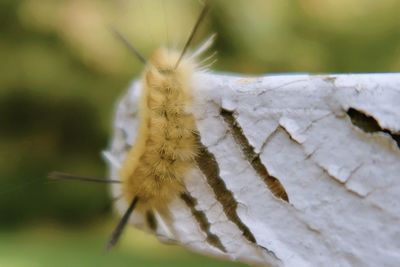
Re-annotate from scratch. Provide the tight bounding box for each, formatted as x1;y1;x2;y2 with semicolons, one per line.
107;73;400;267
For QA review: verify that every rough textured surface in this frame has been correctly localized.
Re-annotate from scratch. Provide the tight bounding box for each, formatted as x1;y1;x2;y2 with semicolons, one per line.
105;73;400;267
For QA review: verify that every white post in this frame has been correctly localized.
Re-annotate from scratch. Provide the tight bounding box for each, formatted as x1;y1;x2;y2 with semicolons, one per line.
107;73;400;267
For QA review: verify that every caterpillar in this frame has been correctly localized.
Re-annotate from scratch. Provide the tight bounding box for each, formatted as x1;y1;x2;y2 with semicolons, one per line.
50;3;212;250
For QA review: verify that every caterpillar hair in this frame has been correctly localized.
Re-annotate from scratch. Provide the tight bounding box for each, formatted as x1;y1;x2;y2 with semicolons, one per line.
48;171;121;184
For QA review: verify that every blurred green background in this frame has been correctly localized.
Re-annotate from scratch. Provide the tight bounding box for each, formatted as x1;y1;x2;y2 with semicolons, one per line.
1;0;400;266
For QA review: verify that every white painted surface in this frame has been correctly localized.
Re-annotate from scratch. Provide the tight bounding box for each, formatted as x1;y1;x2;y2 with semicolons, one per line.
105;73;400;267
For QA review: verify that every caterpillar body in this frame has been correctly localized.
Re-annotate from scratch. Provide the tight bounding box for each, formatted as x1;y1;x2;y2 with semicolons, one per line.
120;48;198;212
49;3;218;251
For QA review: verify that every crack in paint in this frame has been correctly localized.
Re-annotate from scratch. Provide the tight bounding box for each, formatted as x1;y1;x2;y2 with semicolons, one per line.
180;192;227;253
146;210;158;232
194;136;260;246
220;109;289;202
279;125;301;145
347;108;399;149
315;162;365;198
256;79;310;97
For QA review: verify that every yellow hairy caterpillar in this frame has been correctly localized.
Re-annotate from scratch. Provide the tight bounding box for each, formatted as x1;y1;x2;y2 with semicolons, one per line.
49;3;211;250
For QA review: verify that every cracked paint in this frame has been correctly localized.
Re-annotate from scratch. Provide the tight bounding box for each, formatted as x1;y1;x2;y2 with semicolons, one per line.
106;72;400;267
